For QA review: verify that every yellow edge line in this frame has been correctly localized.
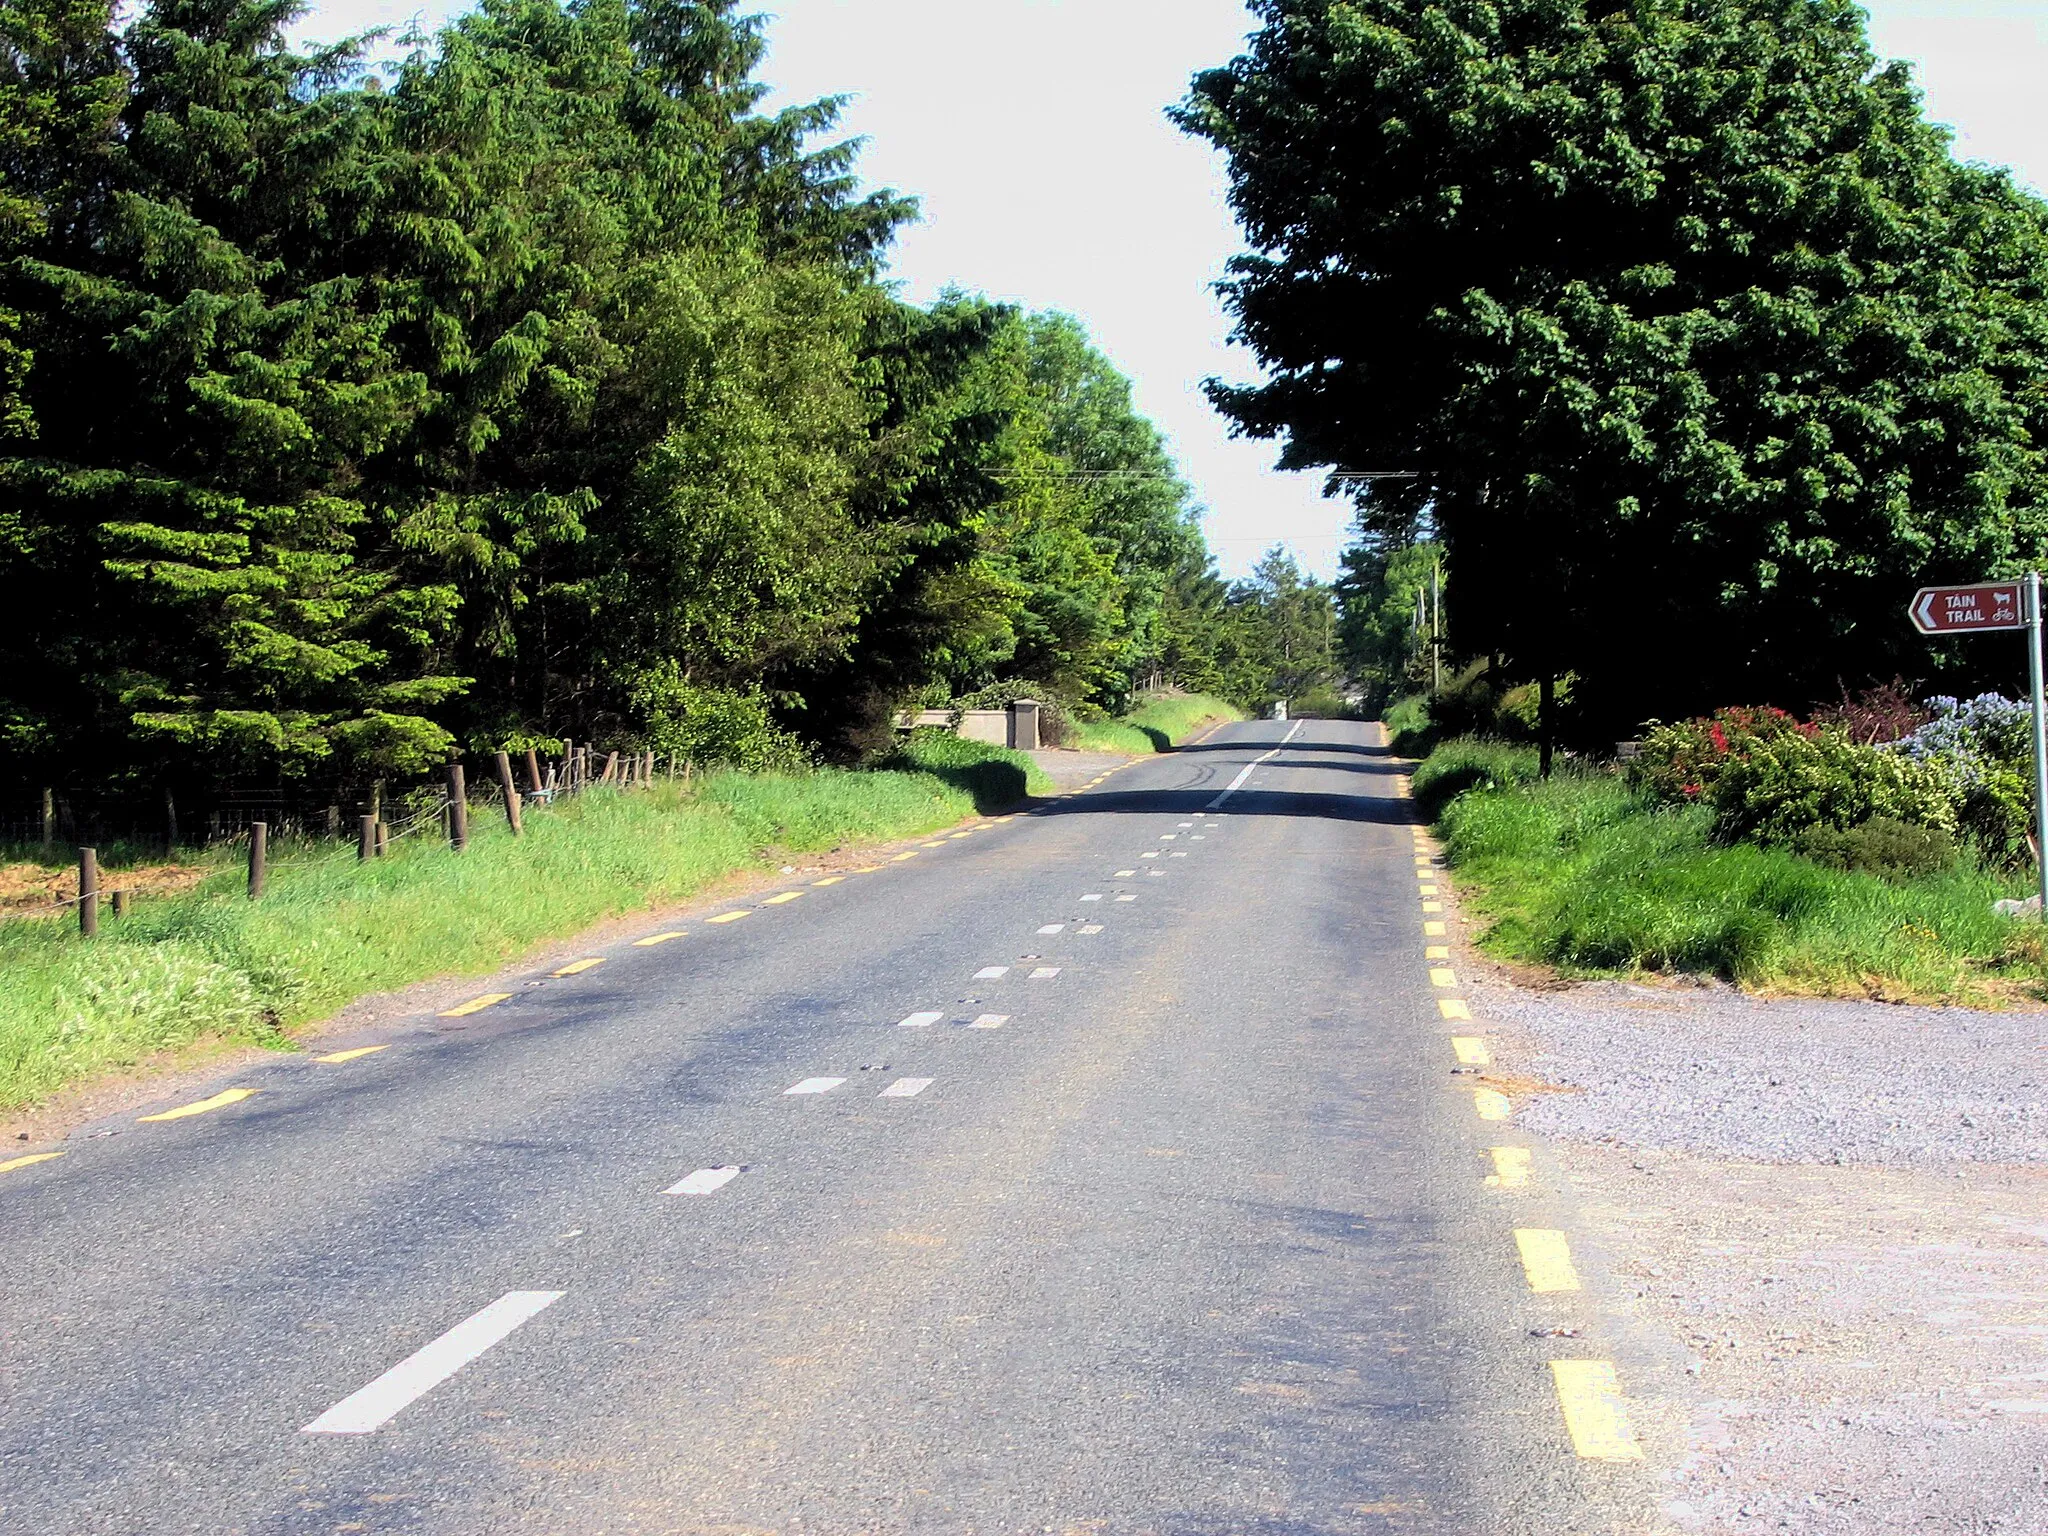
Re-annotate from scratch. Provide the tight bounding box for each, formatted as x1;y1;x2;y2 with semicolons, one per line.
0;1151;64;1175
708;910;751;924
1474;1087;1511;1121
139;1087;256;1123
554;957;606;976
1515;1229;1582;1292
441;992;512;1017
1451;1036;1490;1066
762;891;803;905
316;1046;389;1065
633;931;687;946
1550;1361;1645;1460
1487;1147;1531;1188
1438;998;1472;1021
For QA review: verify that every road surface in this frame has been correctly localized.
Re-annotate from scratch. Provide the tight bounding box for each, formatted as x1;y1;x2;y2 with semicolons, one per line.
0;719;1659;1534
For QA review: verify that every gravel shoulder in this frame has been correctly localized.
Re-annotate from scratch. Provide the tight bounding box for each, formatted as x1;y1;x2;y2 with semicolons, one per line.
1453;910;2048;1532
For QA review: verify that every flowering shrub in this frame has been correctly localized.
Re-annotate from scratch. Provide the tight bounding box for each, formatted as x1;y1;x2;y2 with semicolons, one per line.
1893;694;2036;864
1630;707;1816;806
1707;727;1957;844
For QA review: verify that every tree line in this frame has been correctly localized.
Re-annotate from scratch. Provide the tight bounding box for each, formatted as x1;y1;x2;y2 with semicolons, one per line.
1185;0;2048;742
0;0;1330;822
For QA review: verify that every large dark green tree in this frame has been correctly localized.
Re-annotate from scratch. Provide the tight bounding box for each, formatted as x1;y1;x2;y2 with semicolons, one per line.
1177;0;2048;734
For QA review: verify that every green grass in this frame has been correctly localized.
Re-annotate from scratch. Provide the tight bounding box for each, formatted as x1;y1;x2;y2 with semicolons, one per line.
0;740;1040;1111
1068;693;1243;754
1425;739;2048;1004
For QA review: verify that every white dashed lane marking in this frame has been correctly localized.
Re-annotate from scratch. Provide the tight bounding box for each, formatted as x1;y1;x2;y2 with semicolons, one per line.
1030;967;1061;979
968;1014;1008;1029
1038;924;1065;934
665;1166;742;1196
302;1291;564;1435
897;1011;943;1029
1080;893;1103;902
880;1078;933;1099
784;1077;845;1096
974;966;1009;979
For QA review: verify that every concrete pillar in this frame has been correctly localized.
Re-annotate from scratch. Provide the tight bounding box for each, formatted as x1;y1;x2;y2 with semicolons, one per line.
1009;699;1040;751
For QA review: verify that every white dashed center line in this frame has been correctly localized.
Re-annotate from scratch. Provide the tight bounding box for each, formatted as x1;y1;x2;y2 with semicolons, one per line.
1030;967;1061;979
897;1011;943;1028
301;1291;564;1435
784;1077;845;1096
1116;894;1137;902
1080;893;1103;902
1114;869;1136;877
1079;924;1103;934
974;966;1009;979
1037;924;1065;934
968;1014;1008;1029
880;1078;933;1099
665;1166;742;1196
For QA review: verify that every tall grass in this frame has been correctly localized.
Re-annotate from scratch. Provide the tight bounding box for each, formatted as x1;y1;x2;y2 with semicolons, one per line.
1069;693;1243;754
1428;742;2048;1003
0;739;1039;1110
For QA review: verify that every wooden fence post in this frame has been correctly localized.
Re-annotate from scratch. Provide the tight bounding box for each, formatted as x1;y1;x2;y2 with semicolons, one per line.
248;822;267;900
359;814;376;861
42;789;56;852
110;888;127;919
602;751;619;783
164;786;178;849
448;764;469;851
525;748;543;795
495;751;523;836
78;847;98;938
374;820;389;858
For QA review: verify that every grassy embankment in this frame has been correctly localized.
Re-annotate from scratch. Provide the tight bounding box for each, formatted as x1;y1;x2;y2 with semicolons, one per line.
1415;738;2048;1004
1068;693;1242;754
0;734;1049;1111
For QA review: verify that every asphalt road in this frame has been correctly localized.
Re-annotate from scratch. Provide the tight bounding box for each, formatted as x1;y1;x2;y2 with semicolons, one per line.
0;719;1660;1534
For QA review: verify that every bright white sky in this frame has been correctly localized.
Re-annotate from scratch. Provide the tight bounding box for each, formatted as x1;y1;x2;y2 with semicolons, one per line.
296;0;2048;580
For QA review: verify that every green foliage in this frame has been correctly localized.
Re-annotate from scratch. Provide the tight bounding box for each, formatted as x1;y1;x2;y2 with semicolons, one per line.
1410;737;1542;819
1383;693;1434;755
1708;729;1957;844
1795;817;1958;883
0;0;1245;808
1427;739;2044;999
1181;0;2048;732
1067;692;1242;754
630;667;811;773
873;727;1051;812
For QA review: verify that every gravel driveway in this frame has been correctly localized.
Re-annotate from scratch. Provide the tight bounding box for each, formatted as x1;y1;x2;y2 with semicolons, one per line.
1466;968;2048;1534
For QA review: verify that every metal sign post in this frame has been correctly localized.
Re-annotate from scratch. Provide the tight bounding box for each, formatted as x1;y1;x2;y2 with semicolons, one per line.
2029;572;2048;919
1908;576;2048;916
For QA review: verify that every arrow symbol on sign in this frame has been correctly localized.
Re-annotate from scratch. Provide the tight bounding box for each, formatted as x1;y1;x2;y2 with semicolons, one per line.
1916;591;1939;632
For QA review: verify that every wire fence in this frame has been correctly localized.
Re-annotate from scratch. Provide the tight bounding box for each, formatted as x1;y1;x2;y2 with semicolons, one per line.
5;745;691;935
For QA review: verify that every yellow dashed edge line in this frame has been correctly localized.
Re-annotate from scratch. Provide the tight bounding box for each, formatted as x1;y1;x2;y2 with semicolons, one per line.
1423;901;1444;913
1451;1036;1490;1066
1486;1147;1531;1189
1426;945;1450;960
634;931;687;946
762;891;803;905
1438;998;1471;1021
811;876;846;886
554;957;606;976
138;1087;257;1123
1549;1361;1645;1460
891;851;919;862
1474;1086;1511;1121
441;992;511;1018
1424;921;1447;936
1515;1229;1582;1292
708;910;751;924
0;1151;64;1175
1430;968;1458;987
316;1046;388;1065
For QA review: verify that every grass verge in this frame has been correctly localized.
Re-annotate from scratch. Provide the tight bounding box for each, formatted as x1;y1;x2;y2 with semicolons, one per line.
1419;737;2048;1005
1068;693;1243;754
0;735;1044;1111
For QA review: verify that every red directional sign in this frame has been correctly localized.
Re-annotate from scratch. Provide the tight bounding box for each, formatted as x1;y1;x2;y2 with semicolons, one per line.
1908;581;2027;635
